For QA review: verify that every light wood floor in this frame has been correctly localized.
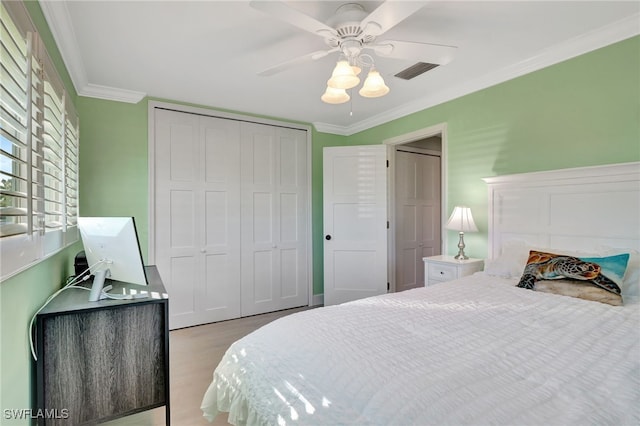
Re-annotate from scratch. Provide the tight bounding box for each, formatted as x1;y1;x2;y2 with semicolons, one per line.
104;306;311;426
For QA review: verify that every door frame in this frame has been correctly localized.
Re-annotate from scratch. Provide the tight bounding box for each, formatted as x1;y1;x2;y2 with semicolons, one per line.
384;123;448;292
147;100;314;307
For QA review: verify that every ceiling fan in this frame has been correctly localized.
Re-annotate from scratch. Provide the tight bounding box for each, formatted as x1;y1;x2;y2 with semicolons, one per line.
250;1;457;103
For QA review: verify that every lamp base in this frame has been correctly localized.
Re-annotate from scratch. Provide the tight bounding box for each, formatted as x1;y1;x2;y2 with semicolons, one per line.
454;231;469;260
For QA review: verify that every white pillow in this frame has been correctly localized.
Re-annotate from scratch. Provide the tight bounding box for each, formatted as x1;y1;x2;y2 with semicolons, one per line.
484;240;529;278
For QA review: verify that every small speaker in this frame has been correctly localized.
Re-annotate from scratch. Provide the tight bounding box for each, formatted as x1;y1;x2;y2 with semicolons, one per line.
74;251;88;277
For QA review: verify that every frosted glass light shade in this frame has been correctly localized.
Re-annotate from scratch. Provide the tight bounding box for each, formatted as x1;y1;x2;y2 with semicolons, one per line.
327;60;360;89
321;86;350;104
446;206;478;232
358;68;389;98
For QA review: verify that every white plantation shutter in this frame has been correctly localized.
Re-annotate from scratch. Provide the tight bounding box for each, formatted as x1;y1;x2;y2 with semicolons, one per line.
0;1;79;279
40;62;65;254
0;4;31;238
64;103;79;244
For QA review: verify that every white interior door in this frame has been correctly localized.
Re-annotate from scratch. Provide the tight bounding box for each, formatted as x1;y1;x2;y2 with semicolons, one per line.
395;150;441;292
240;123;309;316
323;145;388;306
155;110;241;329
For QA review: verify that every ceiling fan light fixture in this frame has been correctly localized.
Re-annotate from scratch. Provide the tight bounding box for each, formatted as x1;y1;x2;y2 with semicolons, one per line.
327;60;360;89
321;86;350;104
359;68;389;98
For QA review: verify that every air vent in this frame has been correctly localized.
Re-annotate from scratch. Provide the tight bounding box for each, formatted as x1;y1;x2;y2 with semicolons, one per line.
394;62;439;80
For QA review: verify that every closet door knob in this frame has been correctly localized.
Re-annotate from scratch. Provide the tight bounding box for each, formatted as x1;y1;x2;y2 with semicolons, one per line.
325;235;332;241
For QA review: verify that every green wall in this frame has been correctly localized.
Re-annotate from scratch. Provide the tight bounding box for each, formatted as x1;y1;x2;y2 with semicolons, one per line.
348;35;640;257
77;98;150;260
0;244;81;424
1;1;638;419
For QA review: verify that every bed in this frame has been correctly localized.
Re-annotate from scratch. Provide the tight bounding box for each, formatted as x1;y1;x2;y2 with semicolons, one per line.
201;162;640;425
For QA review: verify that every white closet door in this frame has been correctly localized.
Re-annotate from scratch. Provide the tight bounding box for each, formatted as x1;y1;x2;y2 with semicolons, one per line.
240;123;308;316
395;151;441;292
155;109;241;329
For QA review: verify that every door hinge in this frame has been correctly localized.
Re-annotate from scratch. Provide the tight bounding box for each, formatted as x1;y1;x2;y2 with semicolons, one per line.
386;160;389;167
387;221;389;229
387;282;390;291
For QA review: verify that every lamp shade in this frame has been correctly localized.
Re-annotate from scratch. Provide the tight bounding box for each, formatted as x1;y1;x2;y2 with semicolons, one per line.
446;206;478;232
358;68;389;98
327;60;360;89
321;86;350;104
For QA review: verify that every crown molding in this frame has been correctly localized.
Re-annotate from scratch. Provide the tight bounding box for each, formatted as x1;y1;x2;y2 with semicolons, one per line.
39;1;147;104
79;84;146;104
312;122;351;136
39;0;88;91
316;13;640;136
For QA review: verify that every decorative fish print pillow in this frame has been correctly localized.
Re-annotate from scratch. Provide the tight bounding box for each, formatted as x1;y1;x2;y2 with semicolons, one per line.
517;250;630;306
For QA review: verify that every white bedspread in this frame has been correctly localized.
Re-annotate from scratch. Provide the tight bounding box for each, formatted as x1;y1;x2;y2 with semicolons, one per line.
201;273;640;425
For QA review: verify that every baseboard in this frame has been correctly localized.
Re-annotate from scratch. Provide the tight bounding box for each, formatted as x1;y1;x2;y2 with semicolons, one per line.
311;293;324;307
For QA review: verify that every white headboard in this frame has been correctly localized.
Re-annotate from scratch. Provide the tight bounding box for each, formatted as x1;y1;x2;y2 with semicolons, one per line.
483;162;640;259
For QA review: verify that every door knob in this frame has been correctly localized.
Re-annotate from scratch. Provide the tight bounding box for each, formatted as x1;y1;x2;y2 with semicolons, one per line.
325;235;332;240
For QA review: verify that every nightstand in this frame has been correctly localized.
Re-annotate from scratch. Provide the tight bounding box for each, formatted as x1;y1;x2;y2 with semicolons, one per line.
423;255;484;286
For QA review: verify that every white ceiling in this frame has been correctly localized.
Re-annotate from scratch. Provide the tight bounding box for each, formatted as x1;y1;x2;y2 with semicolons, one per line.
40;1;639;135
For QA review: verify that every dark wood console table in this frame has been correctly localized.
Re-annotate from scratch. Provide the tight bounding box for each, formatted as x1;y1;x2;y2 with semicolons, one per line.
35;266;170;425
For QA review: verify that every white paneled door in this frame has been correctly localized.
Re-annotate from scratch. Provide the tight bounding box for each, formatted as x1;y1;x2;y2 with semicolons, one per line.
155;110;242;329
323;145;388;306
240;123;309;316
395;151;441;292
154;108;308;329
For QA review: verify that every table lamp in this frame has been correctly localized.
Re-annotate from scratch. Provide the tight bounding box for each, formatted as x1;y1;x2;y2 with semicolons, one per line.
446;206;478;260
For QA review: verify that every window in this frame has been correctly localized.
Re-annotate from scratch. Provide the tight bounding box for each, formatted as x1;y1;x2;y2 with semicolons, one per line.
1;1;79;280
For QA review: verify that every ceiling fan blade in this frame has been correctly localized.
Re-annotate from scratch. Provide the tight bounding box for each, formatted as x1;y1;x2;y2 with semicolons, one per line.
360;1;427;38
250;1;338;39
258;48;339;77
372;40;457;65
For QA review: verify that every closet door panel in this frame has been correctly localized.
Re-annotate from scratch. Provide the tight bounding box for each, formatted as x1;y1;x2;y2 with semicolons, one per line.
240;124;308;316
252;250;275;302
170;256;197;317
204;191;229;246
204;253;233;309
280;193;298;242
155;110;202;329
155;110;241;329
170;190;195;249
199;116;241;323
252;133;274;185
168;125;197;182
252;192;274;244
277;128;308;306
280;248;299;298
241;123;277;315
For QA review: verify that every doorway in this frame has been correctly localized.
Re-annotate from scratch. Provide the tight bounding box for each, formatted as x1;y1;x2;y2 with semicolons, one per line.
385;124;446;293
